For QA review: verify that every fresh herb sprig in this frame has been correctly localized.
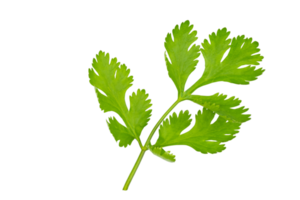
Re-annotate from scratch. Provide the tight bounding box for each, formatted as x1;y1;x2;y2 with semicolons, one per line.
88;20;264;190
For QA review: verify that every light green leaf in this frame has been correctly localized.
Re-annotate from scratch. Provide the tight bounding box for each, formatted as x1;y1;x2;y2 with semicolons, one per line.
88;51;152;146
186;28;264;93
155;110;192;147
88;51;134;119
154;109;241;154
186;93;250;123
149;145;176;162
128;89;152;138
165;20;200;97
107;117;135;147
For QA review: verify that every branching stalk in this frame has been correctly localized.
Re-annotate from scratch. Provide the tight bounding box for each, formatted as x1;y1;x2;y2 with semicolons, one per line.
122;99;182;190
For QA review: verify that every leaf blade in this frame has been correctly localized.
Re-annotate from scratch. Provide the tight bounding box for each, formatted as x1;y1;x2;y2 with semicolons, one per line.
186;28;264;93
186;93;250;123
154;109;241;154
149;145;176;162
176;109;240;153
128;89;152;138
155;110;192;147
88;51;133;118
107;117;135;147
165;20;200;97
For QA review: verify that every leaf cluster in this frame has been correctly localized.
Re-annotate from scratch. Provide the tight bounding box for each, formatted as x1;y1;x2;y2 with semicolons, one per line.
88;20;264;166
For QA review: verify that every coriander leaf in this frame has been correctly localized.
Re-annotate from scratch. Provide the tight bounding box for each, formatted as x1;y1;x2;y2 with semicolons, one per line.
149;145;176;162
107;117;135;147
165;20;200;97
128;89;152;138
186;93;250;123
155;110;192;147
88;51;133;119
154;109;241;154
88;51;152;146
187;28;264;93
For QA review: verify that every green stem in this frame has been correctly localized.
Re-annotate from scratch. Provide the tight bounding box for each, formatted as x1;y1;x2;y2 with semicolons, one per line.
123;149;146;190
122;99;181;190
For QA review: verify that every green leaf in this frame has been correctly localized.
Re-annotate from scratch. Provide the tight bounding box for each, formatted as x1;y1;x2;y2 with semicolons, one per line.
107;117;135;147
165;20;201;97
149;145;176;162
186;93;250;123
154;109;241;154
88;51;152;146
88;51;134;119
187;28;264;93
127;88;152;137
156;110;192;147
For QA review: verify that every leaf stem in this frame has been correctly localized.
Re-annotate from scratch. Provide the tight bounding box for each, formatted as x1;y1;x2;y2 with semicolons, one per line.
122;99;181;190
123;149;146;190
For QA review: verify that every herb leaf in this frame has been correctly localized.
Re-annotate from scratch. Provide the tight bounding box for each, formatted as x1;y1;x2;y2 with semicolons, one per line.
88;22;265;190
187;28;264;93
128;89;152;138
155;110;192;147
89;51;132;116
149;145;176;162
154;109;241;154
107;117;135;147
165;20;200;97
89;51;152;147
186;93;250;123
